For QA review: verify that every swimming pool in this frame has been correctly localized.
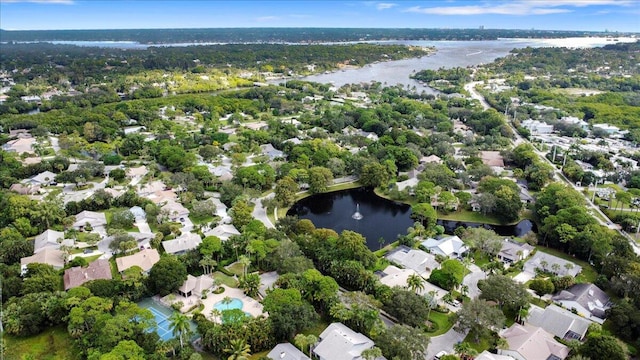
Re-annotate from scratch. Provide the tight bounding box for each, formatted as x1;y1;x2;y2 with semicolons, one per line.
213;298;243;311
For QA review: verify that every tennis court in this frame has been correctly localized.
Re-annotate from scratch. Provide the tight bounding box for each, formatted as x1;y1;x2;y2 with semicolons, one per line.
147;305;174;341
137;297;198;342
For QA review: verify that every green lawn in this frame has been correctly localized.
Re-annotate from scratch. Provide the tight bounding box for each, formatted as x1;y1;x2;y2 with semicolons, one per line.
463;330;496;353
212;271;238;287
427;311;456;336
226;262;245;277
535;246;598;283
190;215;214;225
4;326;78;360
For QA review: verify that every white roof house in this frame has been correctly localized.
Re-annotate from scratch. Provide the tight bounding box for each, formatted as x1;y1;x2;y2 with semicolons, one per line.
72;210;107;230
313;323;375;360
25;171;57;186
377;265;447;300
523;252;581;277
177;274;215;298
33;229;65;254
385;245;439;276
526;304;591;341
259;143;284;160
162;232;202;255
421;235;468;258
161;200;190;222
267;343;310;360
522;119;554;135
204;224;240;241
592;123;620;135
476;351;513;360
499;323;569;360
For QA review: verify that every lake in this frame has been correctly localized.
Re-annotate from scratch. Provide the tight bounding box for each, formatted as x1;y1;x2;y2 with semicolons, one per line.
287;187;534;251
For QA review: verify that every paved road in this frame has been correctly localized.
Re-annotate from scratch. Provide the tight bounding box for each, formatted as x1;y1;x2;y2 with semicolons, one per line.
425;327;467;360
462;264;486;299
252;193;275;229
464;81;640;256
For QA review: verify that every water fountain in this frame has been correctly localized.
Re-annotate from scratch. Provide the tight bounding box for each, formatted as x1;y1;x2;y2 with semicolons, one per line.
352;203;363;220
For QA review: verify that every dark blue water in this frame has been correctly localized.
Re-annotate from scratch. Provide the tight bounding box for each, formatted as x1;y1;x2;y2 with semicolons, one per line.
287;187;535;250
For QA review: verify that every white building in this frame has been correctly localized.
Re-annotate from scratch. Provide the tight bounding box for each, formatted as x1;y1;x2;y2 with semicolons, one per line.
522;119;554;135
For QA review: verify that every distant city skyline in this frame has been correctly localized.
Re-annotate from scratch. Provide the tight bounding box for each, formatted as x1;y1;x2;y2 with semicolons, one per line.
1;0;639;32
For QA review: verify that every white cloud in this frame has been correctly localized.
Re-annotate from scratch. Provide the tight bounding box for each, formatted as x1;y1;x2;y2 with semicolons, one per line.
0;0;74;3
404;0;634;16
256;16;280;22
376;2;397;10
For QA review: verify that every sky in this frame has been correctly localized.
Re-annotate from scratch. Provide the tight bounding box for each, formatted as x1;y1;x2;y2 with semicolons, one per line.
1;0;639;32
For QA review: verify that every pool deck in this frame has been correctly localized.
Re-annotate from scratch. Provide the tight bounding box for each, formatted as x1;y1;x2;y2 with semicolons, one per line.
201;285;265;323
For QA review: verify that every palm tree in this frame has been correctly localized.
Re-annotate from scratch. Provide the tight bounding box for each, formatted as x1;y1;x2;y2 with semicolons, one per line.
551;263;561;274
294;334;318;358
540;260;548;272
224;339;251;360
407;273;425;294
517;305;530;325
461;284;469;298
238;255;251;277
210;308;222;323
168;312;191;349
425;290;438;328
454;341;478;360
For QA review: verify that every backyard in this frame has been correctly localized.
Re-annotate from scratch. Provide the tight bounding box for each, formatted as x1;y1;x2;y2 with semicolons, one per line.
4;326;77;360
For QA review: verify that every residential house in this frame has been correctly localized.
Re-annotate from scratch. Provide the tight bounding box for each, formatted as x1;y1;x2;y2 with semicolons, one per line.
211;166;233;182
204;224;241;241
377;265;447;300
20;95;41;103
24;171;57;186
499;323;570;360
526;304;591;341
560;116;589;131
497;239;534;266
2;137;36;154
480;151;505;168
523;252;581;277
129;206;146;220
522;119;554;135
396;177;419;192
177;274;215;298
385;245;439;277
9;183;40;195
592;123;621;135
267;343;310;360
260;143;284;160
552;283;612;324
63;259;113;290
126;165;148;179
476;351;513;360
421;235;468;258
313;323;375;360
420;155;443;165
21;248;65;274
163;232;202;255
33;229;66;254
116;248;160;274
72;210;107;231
161;200;190;222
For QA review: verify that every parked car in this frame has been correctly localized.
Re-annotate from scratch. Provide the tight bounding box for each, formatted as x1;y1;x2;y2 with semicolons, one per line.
434;351;448;360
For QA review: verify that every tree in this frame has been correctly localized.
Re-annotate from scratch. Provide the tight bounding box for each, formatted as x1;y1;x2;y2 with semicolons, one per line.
383;287;431;327
529;279;555;296
147;256;188;296
294;334;318;358
110;209;135;229
239;273;261;298
224;339;251;360
307;166;333;194
262;288;318;340
375;324;430;360
361;347;383;360
429;259;465;291
274;176;299;207
99;340;146;360
454;342;478;360
455;298;505;343
230;199;253;229
410;203;437;231
461;227;503;259
580;333;627;360
407;273;425;294
478;274;531;312
169;312;191;349
360;162;390;188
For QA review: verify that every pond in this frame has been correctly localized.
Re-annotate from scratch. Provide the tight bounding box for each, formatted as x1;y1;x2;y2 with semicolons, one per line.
287;187;535;251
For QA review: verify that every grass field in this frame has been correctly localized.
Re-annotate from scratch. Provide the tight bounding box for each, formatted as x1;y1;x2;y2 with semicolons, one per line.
4;326;78;360
427;311;456;336
212;271;238;287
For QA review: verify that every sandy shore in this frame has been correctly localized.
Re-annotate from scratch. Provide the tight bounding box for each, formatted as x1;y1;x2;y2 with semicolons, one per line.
506;36;638;48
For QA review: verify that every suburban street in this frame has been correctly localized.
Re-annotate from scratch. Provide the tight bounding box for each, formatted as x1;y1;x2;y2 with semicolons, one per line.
462;264;486;299
465;81;640;255
425;327;468;360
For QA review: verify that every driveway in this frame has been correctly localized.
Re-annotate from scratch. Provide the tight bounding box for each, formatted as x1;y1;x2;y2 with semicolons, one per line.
136;218;152;234
425;327;467;360
462;264;485;299
252;194;275;229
